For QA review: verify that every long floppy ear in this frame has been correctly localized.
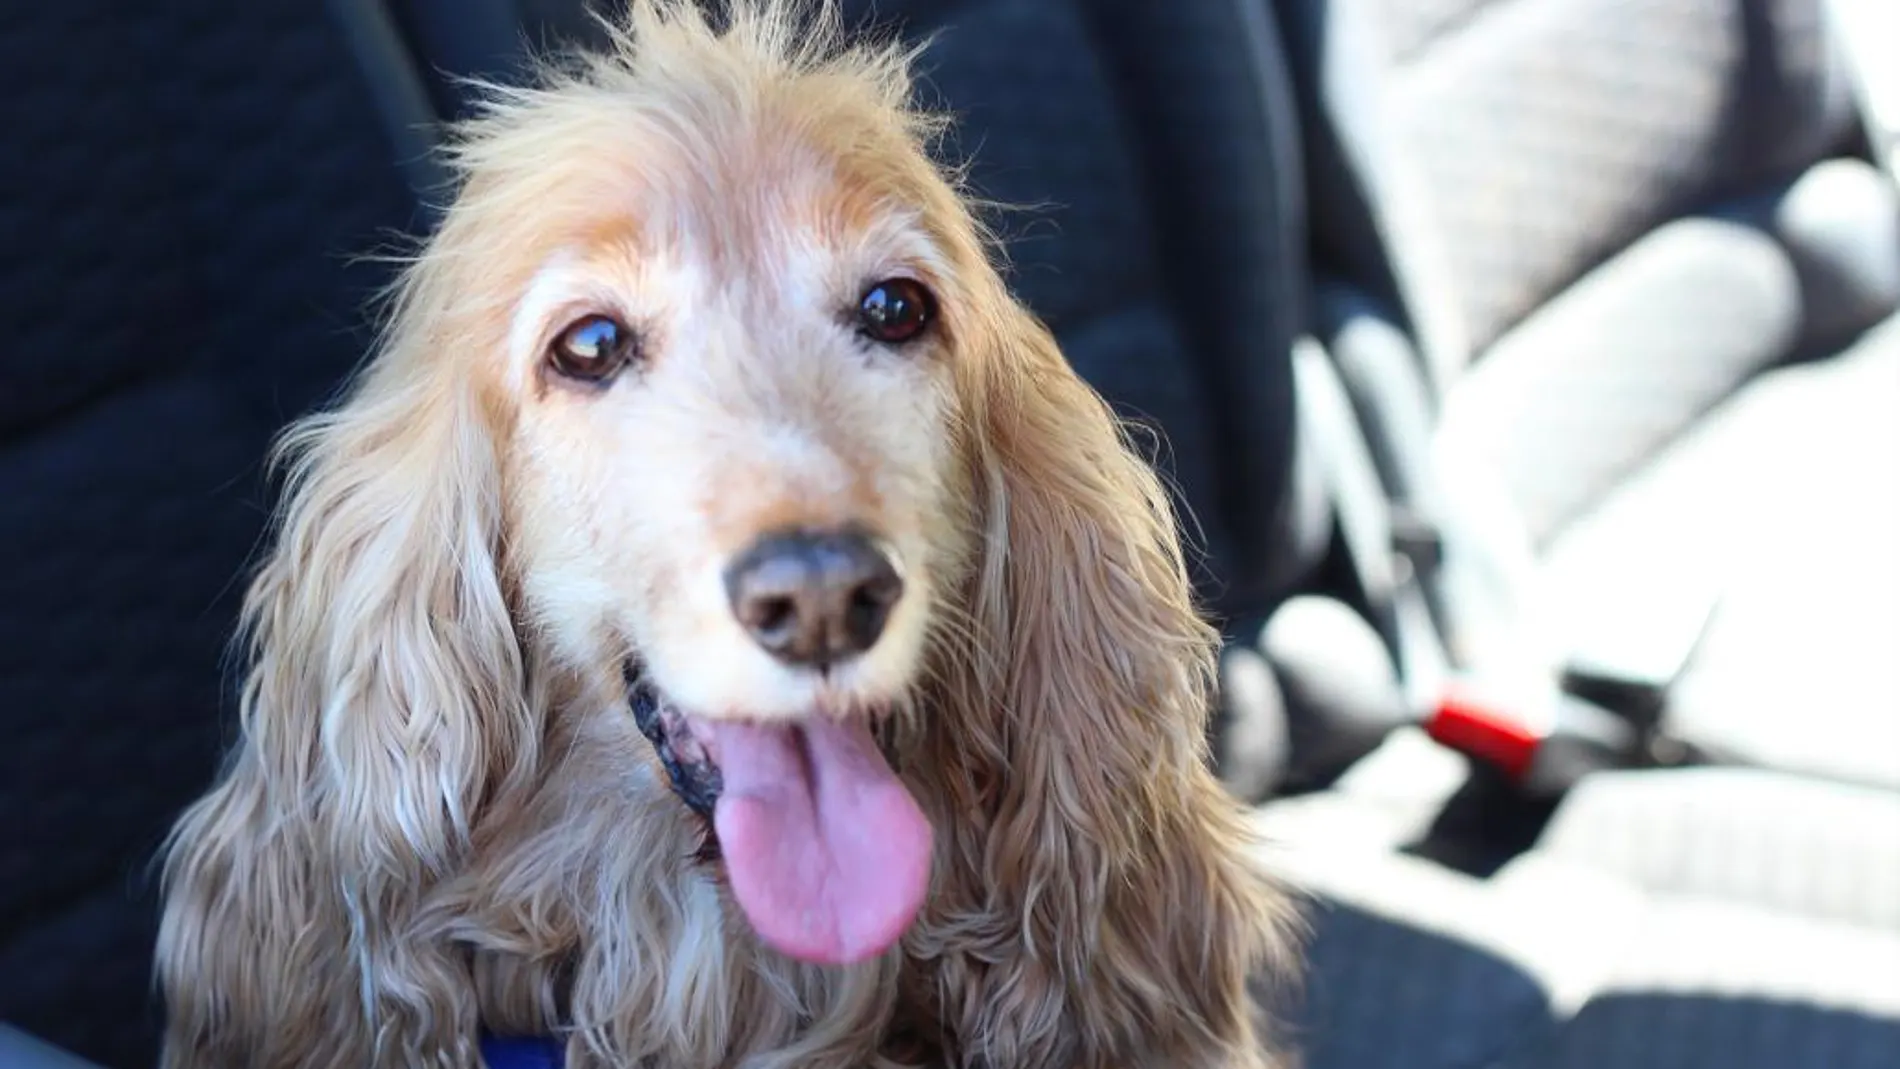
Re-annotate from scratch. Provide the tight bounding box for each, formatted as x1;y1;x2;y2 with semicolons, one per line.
156;275;534;1068
939;296;1294;1067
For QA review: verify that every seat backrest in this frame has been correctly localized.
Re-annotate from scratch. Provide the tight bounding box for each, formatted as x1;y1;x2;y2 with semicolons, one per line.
1264;0;1879;681
1280;0;1860;384
0;3;429;1063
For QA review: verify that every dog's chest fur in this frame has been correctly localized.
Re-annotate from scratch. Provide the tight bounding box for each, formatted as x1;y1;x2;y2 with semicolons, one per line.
440;704;997;1068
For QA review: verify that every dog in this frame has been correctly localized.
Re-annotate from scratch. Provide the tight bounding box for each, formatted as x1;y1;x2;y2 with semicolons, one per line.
155;3;1297;1066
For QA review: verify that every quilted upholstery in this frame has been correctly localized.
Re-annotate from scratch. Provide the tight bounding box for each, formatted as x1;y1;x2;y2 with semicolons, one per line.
1533;770;1900;930
1350;0;1855;359
1435;215;1803;544
1277;0;1900;777
1436;155;1900;544
1291;880;1561;1069
0;2;421;1064
1257;765;1900;1069
1522;993;1900;1069
1054;0;1312;614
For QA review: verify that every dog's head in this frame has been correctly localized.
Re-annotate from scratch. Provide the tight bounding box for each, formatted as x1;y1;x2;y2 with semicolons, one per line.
222;0;1217;972
491;47;964;732
453;6;987;963
465;5;987;964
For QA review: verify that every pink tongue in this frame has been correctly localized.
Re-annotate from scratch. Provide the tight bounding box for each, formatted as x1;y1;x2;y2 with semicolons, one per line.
706;717;932;965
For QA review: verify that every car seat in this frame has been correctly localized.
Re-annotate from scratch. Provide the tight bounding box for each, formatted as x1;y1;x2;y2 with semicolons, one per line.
1248;1;1900;1065
1270;0;1900;789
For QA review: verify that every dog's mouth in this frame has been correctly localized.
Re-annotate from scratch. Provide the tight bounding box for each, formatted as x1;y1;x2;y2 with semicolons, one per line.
622;661;933;966
626;666;726;831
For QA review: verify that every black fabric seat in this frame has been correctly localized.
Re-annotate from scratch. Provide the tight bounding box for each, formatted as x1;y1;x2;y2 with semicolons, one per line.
0;2;434;1064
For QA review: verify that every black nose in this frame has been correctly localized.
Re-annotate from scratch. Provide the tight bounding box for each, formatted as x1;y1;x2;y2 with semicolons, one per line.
723;529;904;667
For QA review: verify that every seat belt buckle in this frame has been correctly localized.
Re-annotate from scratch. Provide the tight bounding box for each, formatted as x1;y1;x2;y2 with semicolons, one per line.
1426;683;1543;782
1426;679;1642;796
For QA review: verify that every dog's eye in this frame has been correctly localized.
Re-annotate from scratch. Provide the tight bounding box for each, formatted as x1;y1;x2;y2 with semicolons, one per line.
549;315;638;381
857;279;935;345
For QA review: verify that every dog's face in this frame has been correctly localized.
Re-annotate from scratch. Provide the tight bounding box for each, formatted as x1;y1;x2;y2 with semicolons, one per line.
466;81;986;962
497;113;968;725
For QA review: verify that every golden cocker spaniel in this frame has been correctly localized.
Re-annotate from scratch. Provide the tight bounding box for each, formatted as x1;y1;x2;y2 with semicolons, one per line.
156;3;1298;1066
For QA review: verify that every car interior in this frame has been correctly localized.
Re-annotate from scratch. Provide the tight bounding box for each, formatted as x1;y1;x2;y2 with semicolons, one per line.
3;0;1896;1067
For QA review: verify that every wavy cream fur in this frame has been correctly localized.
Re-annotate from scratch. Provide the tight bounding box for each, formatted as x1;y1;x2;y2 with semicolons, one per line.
156;3;1298;1066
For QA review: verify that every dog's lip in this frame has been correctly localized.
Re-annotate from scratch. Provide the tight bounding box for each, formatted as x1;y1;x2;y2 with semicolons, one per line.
683;715;722;764
621;658;904;815
624;663;726;830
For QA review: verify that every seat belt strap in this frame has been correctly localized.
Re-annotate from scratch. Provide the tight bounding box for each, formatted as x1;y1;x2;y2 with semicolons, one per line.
1292;337;1450;710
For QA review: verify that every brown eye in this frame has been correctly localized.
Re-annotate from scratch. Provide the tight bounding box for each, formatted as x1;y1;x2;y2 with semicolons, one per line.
549;315;638;381
857;278;935;345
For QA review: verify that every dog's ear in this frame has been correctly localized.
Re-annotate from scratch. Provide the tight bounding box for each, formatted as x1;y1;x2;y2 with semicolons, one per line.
157;263;533;1066
955;295;1221;852
941;296;1291;1065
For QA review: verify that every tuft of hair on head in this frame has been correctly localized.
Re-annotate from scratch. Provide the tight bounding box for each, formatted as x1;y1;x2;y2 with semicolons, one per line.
382;0;963;329
437;0;942;185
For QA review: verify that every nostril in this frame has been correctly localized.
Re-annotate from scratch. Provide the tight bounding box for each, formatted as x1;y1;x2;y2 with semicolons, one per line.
745;595;800;642
724;528;904;667
831;548;902;657
851;583;890;614
844;581;894;644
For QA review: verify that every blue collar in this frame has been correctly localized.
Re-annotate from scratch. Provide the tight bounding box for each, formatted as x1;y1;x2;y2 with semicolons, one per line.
480;1035;564;1068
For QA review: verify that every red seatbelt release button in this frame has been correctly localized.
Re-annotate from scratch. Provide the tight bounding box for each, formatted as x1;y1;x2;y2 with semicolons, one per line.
1427;683;1545;782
